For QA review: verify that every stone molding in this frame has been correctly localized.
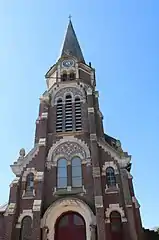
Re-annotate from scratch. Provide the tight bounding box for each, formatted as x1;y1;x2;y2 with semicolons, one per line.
98;139;131;168
41;197;96;240
92;167;101;178
41;112;48;119
88;107;94;113
18;209;33;226
95;196;103;208
40;95;50;104
46;136;91;168
10;145;39;176
33;200;42;212
105;203;127;223
105;184;119;194
86;87;93;95
9;177;20;188
102;161;119;175
22;168;44;182
90;133;97;141
4;203;16;216
52;83;86;105
38;138;46;146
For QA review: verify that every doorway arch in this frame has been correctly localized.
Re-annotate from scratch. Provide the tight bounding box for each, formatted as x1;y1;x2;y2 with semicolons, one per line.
41;197;96;240
55;211;86;240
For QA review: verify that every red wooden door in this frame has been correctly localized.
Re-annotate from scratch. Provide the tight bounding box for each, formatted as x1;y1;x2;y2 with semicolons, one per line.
55;212;86;240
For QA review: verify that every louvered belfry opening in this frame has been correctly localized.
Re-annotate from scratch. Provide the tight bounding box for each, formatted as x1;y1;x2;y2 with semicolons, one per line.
75;97;82;131
56;99;63;132
56;95;82;133
65;95;73;131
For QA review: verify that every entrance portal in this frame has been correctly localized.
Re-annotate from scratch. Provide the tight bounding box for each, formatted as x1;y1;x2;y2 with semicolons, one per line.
55;212;86;240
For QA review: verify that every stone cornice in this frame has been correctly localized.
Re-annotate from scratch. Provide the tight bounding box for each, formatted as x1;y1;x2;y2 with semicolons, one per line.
10;145;39;176
98;138;131;168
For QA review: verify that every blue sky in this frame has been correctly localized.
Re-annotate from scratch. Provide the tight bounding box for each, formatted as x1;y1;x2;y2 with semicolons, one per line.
0;0;159;229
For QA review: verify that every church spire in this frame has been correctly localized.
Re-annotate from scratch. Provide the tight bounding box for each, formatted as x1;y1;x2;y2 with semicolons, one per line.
60;18;85;63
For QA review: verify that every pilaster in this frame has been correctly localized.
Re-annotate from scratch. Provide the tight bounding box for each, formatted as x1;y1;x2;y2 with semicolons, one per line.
87;90;106;239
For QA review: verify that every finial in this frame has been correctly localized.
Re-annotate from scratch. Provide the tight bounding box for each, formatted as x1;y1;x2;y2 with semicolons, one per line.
68;14;72;21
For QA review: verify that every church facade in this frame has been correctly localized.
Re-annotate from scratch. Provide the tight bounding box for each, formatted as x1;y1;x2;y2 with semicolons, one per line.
0;20;143;240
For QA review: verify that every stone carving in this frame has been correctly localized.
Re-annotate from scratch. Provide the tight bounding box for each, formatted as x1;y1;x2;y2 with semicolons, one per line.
19;148;25;159
52;141;86;160
54;87;85;103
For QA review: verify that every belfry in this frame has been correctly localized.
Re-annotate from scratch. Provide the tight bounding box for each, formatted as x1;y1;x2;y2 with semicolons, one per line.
0;20;143;240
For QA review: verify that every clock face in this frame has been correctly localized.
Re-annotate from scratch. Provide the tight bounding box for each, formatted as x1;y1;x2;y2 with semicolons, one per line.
62;59;74;68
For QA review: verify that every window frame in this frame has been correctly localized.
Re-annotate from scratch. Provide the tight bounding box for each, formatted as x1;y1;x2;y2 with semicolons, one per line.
106;167;116;187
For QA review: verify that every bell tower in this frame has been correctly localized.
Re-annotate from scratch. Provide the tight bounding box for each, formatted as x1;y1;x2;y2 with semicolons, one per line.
0;19;143;240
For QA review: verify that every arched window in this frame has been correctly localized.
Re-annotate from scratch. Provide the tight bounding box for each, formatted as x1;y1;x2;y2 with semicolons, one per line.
55;93;83;133
61;73;67;81
65;95;73;131
57;159;67;188
110;211;122;240
56;99;63;132
20;216;32;240
69;72;75;81
106;167;116;187
75;97;82;131
26;173;34;193
72;157;82;187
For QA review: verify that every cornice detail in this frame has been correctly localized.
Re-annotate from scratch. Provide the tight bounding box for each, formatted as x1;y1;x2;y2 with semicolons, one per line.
98;138;131;168
10;145;39;176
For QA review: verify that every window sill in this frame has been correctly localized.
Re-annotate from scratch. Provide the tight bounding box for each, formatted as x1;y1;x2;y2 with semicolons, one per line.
22;190;35;199
53;186;86;196
105;184;119;194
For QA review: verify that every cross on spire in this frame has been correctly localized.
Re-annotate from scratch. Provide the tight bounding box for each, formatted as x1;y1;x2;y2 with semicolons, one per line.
68;14;72;21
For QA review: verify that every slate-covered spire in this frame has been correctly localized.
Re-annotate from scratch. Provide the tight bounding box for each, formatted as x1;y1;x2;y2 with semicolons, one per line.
60;19;85;63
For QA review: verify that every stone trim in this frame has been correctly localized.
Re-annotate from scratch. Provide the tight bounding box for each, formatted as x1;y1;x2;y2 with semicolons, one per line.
41;197;96;240
86;87;93;95
38;138;46;146
92;167;101;178
105;184;119;194
4;203;16;216
10;177;20;188
98;139;131;168
90;133;97;141
51;82;86;105
102;161;118;175
40;95;50;104
22;168;44;182
18;209;33;226
16;223;21;228
33;200;42;212
46;136;90;167
22;189;35;199
105;204;127;223
41;112;48;119
10;145;39;176
88;107;94;113
95;196;103;208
